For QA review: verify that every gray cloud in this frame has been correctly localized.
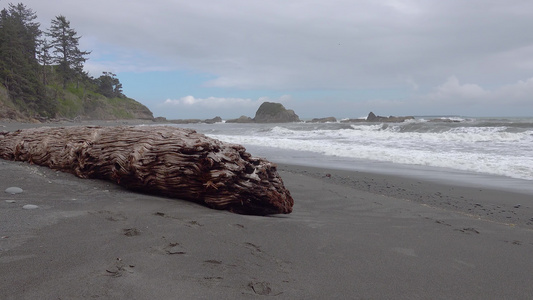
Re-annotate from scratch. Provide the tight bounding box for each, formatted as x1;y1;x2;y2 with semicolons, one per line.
13;0;533;116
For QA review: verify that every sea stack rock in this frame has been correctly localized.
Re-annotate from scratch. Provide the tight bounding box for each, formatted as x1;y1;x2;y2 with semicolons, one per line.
366;112;379;121
204;116;223;124
366;112;414;123
0;126;294;215
308;117;337;123
226;115;254;123
253;102;300;123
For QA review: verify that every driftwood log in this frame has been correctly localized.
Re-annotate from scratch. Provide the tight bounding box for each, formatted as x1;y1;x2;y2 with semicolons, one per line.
0;126;293;215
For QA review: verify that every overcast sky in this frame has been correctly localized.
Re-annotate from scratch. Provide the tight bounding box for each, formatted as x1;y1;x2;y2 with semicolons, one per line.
13;0;533;119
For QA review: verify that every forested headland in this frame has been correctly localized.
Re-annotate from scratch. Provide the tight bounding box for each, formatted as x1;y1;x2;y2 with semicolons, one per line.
0;3;153;121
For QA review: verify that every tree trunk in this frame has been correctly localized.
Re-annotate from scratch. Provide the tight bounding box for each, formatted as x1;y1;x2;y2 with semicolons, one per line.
0;126;293;215
42;65;46;85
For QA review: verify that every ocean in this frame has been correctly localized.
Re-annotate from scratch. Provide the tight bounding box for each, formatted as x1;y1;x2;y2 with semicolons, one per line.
172;116;533;195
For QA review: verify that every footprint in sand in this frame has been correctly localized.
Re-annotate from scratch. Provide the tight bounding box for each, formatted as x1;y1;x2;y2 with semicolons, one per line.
122;228;141;237
164;242;186;255
455;227;480;234
105;258;135;277
244;242;263;255
204;259;223;265
248;281;272;295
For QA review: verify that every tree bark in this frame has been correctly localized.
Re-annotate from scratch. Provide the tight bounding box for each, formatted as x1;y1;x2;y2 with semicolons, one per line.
0;126;294;215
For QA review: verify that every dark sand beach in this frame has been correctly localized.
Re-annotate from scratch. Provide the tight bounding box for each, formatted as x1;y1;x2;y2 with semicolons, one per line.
1;121;533;299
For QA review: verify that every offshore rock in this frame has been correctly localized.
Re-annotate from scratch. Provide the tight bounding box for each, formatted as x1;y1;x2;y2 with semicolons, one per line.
168;116;223;124
204;116;223;124
226;115;254;123
0;126;294;215
366;112;414;123
253;102;300;123
308;117;337;123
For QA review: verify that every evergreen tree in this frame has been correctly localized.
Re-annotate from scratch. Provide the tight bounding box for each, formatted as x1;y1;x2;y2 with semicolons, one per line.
0;8;20;94
0;3;55;116
96;72;124;98
0;4;132;119
47;15;90;88
9;3;41;61
36;38;52;85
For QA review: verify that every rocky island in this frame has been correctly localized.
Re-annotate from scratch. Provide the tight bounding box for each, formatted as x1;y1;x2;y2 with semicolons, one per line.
165;104;416;125
227;102;300;123
340;112;415;123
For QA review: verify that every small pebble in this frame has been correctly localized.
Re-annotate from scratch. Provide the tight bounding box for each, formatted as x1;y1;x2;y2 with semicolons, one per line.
5;200;16;203
514;204;521;208
22;204;39;210
5;187;23;194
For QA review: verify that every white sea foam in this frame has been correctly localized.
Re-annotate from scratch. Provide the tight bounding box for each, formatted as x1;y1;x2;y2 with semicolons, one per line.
188;118;533;181
170;117;533;182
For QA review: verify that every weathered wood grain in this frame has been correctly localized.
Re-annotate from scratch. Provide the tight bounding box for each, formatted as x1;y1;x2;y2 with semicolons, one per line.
0;126;293;215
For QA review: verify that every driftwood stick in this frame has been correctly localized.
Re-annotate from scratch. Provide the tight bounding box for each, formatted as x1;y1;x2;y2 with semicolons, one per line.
0;126;293;215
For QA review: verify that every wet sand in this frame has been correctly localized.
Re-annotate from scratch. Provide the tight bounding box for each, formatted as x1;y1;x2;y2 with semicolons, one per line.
1;121;533;299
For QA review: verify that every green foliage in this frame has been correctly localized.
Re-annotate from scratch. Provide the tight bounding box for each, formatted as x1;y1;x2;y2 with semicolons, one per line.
95;72;124;98
0;84;24;119
47;15;91;89
55;88;83;118
0;3;152;121
0;3;56;117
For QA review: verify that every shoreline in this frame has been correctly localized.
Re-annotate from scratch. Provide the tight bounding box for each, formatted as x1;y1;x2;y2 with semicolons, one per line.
242;143;533;195
277;163;533;229
2;121;533;298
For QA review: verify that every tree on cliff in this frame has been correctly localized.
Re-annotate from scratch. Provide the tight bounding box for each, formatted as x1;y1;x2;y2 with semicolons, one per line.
0;3;55;116
95;72;124;98
36;38;52;85
47;15;91;89
0;3;152;120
